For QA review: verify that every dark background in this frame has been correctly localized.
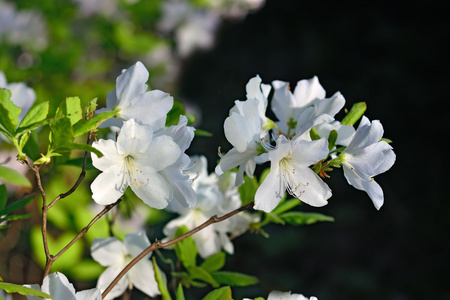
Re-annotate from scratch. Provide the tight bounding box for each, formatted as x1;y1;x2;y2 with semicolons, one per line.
175;0;450;299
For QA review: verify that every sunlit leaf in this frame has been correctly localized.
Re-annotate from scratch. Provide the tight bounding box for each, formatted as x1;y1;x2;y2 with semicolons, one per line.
0;166;31;188
202;286;232;300
211;271;258;287
341;102;366;126
0;282;52;299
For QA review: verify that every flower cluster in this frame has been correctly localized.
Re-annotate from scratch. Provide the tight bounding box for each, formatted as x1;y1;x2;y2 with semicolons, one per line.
90;61;197;210
216;76;396;212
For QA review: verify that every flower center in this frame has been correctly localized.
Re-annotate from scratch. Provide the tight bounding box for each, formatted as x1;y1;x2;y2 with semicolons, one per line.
124;156;150;189
280;156;308;197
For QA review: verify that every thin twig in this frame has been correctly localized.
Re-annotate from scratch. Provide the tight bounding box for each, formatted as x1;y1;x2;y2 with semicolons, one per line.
48;133;92;209
102;201;254;299
52;199;122;261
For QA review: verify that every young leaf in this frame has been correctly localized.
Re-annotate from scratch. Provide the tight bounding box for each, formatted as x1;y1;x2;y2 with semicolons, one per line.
0;88;20;134
174;225;198;268
17;101;49;131
0;166;32;188
280;211;334;225
200;252;226;273
341;102;366;126
0;213;33;223
0;195;34;216
0;282;51;299
202;286;232;300
272;198;301;216
176;283;185;300
72;110;117;137
60;143;103;158
187;266;219;288
152;257;172;300
211;271;258;287
64;97;83;125
49;117;74;150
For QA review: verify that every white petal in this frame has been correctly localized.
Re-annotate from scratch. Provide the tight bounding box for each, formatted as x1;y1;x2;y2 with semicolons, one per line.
144;135;181;171
292;167;331;207
293;76;326;106
131;166;172;209
75;288;102;300
91;237;126;267
116;119;153;155
91;139;122;172
91;165;127;205
129;260;160;297
216;148;256;177
124;231;151;258
159;115;195;152
224;113;254;152
121;90;173;127
313;91;345;118
97;265;129;300
345;141;395;177
42;272;76;300
116;61;149;107
290;138;329;167
254;166;285;213
343;166;384;209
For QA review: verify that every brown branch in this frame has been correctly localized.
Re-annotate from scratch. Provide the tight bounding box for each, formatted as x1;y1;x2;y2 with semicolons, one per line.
102;201;255;299
52;199;121;261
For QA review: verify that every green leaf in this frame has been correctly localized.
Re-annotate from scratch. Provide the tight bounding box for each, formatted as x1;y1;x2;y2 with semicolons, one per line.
272;198;301;215
0;185;7;211
64;97;83;125
341;102;366;126
60;143;103;158
0;281;52;298
211;271;259;287
187;266;219;288
0;195;33;216
0;213;33;222
152;257;172;300
72;110;117;137
0;166;31;188
49;117;74;150
280;211;334;225
200;252;226;273
238;175;259;205
174;225;198;268
0;88;20;134
17;101;49;131
176;283;185;300
202;286;232;300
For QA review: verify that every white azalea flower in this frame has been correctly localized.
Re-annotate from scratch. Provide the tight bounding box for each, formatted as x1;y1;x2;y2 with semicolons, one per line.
216;98;267;186
267;290;318;300
91;231;160;300
156;115;197;208
24;272;101;300
271;77;346;137
254;134;331;213
90;119;181;209
165;156;251;258
340;116;396;209
98;61;173;132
